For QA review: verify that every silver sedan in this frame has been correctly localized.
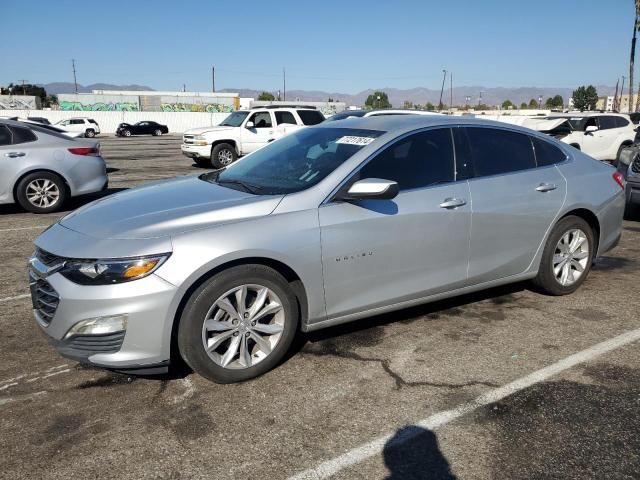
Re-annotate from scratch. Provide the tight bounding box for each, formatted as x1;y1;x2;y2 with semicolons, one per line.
0;119;107;213
31;115;625;383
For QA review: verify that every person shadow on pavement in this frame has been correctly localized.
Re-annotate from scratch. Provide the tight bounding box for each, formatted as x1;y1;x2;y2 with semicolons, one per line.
383;425;457;480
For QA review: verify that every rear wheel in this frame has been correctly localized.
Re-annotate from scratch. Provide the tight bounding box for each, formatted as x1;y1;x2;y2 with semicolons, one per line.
16;171;68;213
85;129;95;138
153;129;162;136
211;143;237;169
178;265;299;383
532;216;594;295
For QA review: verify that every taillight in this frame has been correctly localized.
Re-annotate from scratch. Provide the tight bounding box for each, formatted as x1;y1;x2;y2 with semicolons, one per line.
68;147;99;156
612;171;625;189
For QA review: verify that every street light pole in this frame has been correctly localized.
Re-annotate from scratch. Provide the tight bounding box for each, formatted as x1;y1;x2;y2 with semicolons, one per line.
438;69;447;111
212;66;215;93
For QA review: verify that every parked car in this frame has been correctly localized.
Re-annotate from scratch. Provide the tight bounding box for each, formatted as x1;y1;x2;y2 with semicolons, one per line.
116;121;169;137
544;113;635;162
55;117;101;138
181;106;325;168
325;109;442;122
26;117;51;125
0;119;107;213
616;144;640;207
31;116;625;383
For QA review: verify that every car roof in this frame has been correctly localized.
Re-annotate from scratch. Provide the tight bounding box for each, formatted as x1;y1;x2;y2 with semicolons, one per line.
548;112;630;118
313;113;538;135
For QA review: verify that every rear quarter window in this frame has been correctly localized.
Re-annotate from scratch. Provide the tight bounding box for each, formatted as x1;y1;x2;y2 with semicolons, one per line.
297;110;325;125
532;137;567;166
9;126;37;145
614;116;630;128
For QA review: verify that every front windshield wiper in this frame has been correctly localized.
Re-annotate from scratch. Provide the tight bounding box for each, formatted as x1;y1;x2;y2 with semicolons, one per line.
215;178;263;195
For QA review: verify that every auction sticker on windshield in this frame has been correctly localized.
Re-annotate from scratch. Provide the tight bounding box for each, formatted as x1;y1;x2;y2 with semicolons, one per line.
336;136;377;146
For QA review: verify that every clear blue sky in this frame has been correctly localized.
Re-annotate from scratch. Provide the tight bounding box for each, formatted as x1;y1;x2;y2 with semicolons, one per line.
0;0;634;93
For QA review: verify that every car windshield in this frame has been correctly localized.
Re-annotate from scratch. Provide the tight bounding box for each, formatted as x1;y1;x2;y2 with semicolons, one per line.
220;111;249;127
203;127;384;194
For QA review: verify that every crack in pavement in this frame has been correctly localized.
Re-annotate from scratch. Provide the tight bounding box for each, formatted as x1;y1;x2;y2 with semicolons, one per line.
302;344;498;390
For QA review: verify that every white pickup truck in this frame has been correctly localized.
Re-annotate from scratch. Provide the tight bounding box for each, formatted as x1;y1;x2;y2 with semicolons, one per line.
181;107;325;168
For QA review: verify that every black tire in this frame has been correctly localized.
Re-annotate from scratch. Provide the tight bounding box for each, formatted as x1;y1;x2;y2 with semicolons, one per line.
15;171;68;213
153;129;162;136
123;129;132;137
211;143;237;169
85;129;95;138
193;157;212;168
616;143;632;167
532;215;595;296
178;265;299;383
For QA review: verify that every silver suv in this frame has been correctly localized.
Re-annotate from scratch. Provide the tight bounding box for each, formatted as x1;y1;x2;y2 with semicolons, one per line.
31;116;625;383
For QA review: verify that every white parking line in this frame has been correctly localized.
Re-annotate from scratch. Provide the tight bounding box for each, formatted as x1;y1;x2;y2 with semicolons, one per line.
0;225;52;233
0;391;47;407
288;326;640;480
0;294;30;303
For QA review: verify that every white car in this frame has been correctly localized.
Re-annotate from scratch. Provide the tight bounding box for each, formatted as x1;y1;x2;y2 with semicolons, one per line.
325;109;443;122
181;107;325;168
55;117;101;138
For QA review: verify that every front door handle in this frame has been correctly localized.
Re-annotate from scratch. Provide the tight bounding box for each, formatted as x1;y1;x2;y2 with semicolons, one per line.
536;183;557;192
5;152;25;158
439;198;467;209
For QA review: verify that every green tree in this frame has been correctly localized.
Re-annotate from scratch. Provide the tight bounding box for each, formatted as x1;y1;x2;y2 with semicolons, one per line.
257;91;275;101
501;99;514;109
365;91;391;109
520;102;528;109
572;85;598;111
528;98;539;108
425;101;435;111
551;94;564;108
403;100;414;109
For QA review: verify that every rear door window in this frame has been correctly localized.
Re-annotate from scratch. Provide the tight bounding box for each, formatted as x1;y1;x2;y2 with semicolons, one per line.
531;137;567;166
275;111;297;125
597;116;617;130
614;116;630;128
8;126;37;144
462;127;536;177
70;119;84;125
297;110;325;125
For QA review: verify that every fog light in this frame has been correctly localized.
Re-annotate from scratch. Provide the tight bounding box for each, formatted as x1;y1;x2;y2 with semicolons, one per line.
63;314;128;339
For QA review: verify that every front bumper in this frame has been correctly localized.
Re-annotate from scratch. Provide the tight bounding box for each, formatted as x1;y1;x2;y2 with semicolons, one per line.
181;144;211;159
32;270;178;370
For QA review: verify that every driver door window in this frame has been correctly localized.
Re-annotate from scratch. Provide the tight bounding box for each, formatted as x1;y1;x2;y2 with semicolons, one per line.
249;112;273;128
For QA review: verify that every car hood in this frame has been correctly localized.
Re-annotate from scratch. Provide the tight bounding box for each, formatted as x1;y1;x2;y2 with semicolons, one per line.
59;176;284;240
185;125;235;135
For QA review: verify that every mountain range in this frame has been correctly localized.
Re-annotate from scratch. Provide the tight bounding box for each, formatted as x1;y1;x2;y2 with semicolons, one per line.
43;82;617;107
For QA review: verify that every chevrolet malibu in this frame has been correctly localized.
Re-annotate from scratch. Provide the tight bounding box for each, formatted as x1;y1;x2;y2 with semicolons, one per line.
30;116;625;383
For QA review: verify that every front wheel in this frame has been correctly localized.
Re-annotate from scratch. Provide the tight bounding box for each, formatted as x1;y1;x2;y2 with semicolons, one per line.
123;129;131;137
211;143;237;169
178;265;299;383
153;129;162;136
532;216;594;295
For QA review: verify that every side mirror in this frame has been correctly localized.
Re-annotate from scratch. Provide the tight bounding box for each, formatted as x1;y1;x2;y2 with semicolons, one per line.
245;121;255;129
342;178;399;201
585;125;598;134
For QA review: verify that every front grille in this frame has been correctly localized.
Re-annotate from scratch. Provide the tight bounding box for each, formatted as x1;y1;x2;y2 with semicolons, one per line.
64;331;125;353
183;134;195;144
36;248;65;267
632;155;640;174
30;275;59;326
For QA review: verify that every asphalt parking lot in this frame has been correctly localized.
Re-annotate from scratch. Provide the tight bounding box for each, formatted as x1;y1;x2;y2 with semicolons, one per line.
1;135;640;479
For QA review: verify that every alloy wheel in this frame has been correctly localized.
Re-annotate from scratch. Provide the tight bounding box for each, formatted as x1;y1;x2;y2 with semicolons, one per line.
26;179;60;208
201;284;285;369
218;149;233;165
552;228;590;286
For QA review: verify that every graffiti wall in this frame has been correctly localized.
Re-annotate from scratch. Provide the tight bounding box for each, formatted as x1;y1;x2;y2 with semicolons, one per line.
160;103;234;113
59;100;139;111
0;95;40;110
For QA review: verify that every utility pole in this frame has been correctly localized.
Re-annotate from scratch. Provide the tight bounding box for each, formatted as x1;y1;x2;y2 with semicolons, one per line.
478;91;483;107
17;79;28;95
72;59;78;94
438;69;447;111
613;78;620;111
212;66;215;93
622;76;627;111
449;72;453;114
283;67;286;102
629;4;638;113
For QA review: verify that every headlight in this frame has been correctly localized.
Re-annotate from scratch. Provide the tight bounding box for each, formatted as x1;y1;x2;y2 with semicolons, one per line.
193;135;208;146
60;254;170;285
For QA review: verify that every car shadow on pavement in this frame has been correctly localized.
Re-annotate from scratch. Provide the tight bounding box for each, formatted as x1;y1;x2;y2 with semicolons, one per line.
383;425;457;480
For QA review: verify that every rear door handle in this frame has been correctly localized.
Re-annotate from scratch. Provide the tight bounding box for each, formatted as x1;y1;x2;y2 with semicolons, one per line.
439;198;467;209
536;183;557;192
5;152;25;158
